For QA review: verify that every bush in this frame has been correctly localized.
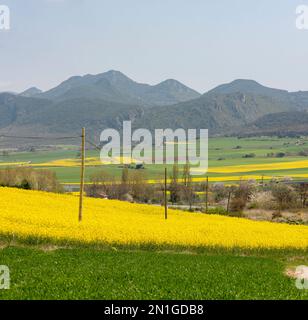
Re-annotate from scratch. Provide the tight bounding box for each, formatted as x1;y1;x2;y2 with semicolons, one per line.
205;206;242;217
205;206;228;215
271;184;298;211
275;152;286;158
242;153;256;158
298;150;308;156
230;197;247;212
249;191;274;210
229;182;255;212
212;183;228;202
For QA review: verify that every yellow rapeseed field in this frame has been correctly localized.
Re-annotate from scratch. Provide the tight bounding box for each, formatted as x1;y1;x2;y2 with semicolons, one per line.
206;159;308;174
34;158;308;173
34;156;139;167
1;187;308;249
0;162;28;167
3;157;308;183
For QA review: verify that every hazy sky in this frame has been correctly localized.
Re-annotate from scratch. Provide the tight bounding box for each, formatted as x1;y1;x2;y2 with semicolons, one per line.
0;0;307;93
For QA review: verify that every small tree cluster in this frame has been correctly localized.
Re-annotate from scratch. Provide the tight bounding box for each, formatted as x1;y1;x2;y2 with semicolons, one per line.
86;168;154;203
271;184;297;212
212;183;228;203
229;182;255;212
0;167;63;192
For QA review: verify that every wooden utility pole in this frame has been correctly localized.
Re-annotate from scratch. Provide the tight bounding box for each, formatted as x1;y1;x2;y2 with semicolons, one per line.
227;190;231;213
205;176;209;213
164;167;168;219
79;127;85;222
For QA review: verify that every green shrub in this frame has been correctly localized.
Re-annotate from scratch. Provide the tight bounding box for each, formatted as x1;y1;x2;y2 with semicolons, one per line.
242;153;256;158
204;206;243;217
205;206;228;215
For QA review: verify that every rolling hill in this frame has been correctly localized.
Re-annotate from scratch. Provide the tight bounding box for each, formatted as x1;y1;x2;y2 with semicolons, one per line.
0;93;143;142
207;79;290;99
238;111;308;137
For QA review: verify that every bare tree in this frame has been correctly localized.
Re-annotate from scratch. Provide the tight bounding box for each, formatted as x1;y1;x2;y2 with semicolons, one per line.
229;182;255;212
130;171;153;203
169;164;181;204
87;170;118;199
119;166;130;197
182;163;195;210
295;183;308;208
271;184;297;214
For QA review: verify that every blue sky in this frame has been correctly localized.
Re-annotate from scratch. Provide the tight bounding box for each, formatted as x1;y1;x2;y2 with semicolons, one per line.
0;0;307;93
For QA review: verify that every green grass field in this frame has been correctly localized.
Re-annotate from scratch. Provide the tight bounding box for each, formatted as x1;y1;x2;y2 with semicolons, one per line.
0;246;307;300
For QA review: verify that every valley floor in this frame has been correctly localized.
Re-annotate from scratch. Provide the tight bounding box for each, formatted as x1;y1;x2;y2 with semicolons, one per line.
2;137;308;183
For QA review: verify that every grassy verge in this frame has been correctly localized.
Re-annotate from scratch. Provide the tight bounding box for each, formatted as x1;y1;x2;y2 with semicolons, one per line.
0;245;308;300
1;232;308;258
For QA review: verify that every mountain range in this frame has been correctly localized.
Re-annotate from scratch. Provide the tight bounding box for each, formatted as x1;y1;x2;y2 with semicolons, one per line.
38;70;200;106
136;79;308;135
1;70;308;145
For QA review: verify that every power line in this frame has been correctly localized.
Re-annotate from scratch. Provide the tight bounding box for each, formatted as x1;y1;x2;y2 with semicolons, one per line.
0;134;79;140
85;138;101;151
85;138;132;156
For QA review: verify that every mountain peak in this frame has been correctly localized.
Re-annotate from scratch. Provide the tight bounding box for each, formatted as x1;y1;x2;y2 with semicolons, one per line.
100;69;134;84
19;87;42;97
157;79;182;87
230;79;261;86
105;69;125;76
208;79;289;97
155;78;200;93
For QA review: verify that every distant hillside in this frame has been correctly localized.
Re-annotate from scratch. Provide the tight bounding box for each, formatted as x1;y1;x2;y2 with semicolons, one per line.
208;79;308;110
238;111;308;136
0;93;52;129
136;90;294;133
0;93;143;142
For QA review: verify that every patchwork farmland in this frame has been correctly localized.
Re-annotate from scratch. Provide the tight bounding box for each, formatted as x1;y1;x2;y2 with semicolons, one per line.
1;137;308;184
